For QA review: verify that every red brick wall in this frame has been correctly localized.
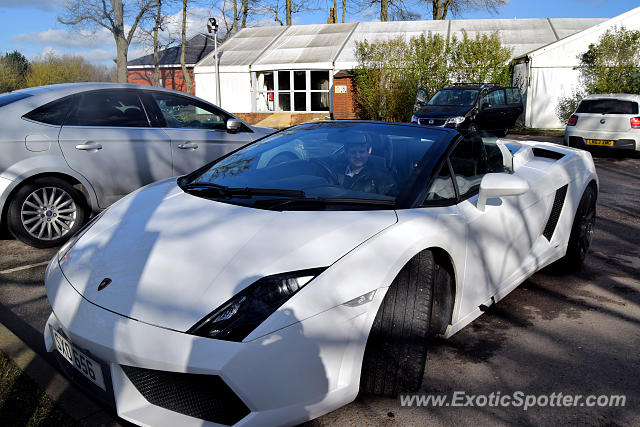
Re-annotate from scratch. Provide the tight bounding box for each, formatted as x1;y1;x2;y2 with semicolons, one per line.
128;67;196;95
333;76;358;120
233;113;273;124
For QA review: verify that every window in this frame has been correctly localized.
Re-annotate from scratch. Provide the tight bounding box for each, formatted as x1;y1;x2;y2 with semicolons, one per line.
151;92;227;130
255;70;331;112
23;96;73;125
256;72;275;112
505;88;522;104
577;99;638;114
429;89;479;106
484;89;506;106
66;90;150;127
424;161;456;203
449;134;514;200
310;71;330;111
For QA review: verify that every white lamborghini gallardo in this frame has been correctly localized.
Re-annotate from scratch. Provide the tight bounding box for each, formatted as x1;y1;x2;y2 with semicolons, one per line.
44;121;597;426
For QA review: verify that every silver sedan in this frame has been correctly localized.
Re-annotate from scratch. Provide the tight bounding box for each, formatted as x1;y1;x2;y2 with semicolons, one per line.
0;83;274;248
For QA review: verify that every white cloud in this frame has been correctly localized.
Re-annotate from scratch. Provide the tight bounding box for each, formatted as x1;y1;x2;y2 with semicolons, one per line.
13;28;113;49
29;46;116;64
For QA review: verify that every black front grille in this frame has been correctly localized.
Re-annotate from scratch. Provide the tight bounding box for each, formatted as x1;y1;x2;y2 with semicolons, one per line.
121;366;250;425
419;118;446;126
543;185;568;240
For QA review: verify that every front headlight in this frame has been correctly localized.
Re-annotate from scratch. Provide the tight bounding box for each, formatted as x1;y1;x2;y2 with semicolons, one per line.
187;267;327;342
57;210;105;264
446;116;466;126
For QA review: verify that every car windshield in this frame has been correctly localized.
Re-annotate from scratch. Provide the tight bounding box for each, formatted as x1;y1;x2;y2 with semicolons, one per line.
428;89;479;106
576;99;638;115
183;122;451;210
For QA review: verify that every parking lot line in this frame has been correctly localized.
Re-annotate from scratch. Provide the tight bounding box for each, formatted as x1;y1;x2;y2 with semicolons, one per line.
0;261;50;275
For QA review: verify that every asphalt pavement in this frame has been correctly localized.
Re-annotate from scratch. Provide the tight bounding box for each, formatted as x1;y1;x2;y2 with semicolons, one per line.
0;143;638;426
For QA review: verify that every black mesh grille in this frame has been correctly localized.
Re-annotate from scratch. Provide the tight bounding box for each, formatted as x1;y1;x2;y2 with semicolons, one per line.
121;366;250;425
543;185;568;240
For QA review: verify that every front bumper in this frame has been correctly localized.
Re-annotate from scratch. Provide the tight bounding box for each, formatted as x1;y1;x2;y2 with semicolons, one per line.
44;258;375;426
565;128;640;151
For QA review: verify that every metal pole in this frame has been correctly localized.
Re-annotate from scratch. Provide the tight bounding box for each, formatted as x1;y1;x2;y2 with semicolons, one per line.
208;18;222;106
214;30;221;106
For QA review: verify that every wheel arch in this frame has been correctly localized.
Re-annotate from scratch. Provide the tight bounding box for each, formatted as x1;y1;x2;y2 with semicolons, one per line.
1;171;97;229
378;246;458;337
424;247;457;336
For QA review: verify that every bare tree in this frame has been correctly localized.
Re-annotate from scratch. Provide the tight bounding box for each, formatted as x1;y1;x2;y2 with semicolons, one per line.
180;0;194;94
254;0;317;26
241;0;249;27
427;0;507;20
359;0;409;22
59;0;157;83
153;1;164;85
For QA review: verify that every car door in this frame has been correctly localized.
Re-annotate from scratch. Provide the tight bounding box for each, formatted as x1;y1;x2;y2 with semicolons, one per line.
504;88;524;128
477;88;508;131
143;91;253;176
446;134;532;305
58;89;172;208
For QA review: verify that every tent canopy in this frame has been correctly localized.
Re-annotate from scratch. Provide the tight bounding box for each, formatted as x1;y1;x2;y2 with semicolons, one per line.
196;18;606;72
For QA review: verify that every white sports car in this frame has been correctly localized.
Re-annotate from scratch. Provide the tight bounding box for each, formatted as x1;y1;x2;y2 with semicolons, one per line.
44;122;597;426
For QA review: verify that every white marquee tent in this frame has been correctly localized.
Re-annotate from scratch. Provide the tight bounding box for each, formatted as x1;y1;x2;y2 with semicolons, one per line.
193;10;640;128
514;6;640;129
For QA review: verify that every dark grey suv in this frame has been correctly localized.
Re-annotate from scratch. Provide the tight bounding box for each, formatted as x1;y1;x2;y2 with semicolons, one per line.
411;83;523;136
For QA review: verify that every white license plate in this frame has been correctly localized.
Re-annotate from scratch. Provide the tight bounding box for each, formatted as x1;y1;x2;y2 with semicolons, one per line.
52;328;106;390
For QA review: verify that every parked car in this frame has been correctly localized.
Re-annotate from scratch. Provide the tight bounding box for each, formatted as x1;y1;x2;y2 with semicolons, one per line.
564;93;640;152
411;83;523;136
0;83;274;248
44;121;597;426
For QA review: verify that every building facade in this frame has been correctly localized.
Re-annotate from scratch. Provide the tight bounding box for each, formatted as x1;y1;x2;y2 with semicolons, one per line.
127;34;215;95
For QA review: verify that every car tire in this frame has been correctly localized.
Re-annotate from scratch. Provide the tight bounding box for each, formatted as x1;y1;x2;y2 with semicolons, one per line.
7;177;88;248
360;250;438;397
558;185;596;271
467;123;478;133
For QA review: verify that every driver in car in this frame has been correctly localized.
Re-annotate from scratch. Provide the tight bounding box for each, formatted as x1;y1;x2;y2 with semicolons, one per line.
334;137;397;196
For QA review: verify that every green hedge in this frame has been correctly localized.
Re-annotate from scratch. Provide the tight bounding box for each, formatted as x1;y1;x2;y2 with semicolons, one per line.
353;31;512;122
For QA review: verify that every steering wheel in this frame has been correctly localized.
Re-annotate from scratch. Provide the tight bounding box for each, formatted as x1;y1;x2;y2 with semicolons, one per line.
310;158;339;185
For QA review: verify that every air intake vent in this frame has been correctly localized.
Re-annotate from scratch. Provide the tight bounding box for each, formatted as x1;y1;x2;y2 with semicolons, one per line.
543;185;568;240
533;148;565;160
121;366;250;425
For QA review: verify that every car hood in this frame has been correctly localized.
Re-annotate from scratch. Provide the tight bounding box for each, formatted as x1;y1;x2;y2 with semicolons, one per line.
415;105;472;118
59;179;397;332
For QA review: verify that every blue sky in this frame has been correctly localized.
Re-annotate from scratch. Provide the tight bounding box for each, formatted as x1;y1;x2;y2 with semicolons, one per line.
0;0;636;65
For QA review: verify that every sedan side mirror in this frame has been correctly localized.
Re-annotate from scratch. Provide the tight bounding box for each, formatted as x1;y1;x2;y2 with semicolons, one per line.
477;173;529;211
226;118;242;132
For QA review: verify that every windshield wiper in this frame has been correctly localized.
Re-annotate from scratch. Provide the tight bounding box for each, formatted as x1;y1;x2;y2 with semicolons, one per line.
182;183;306;199
255;197;396;210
